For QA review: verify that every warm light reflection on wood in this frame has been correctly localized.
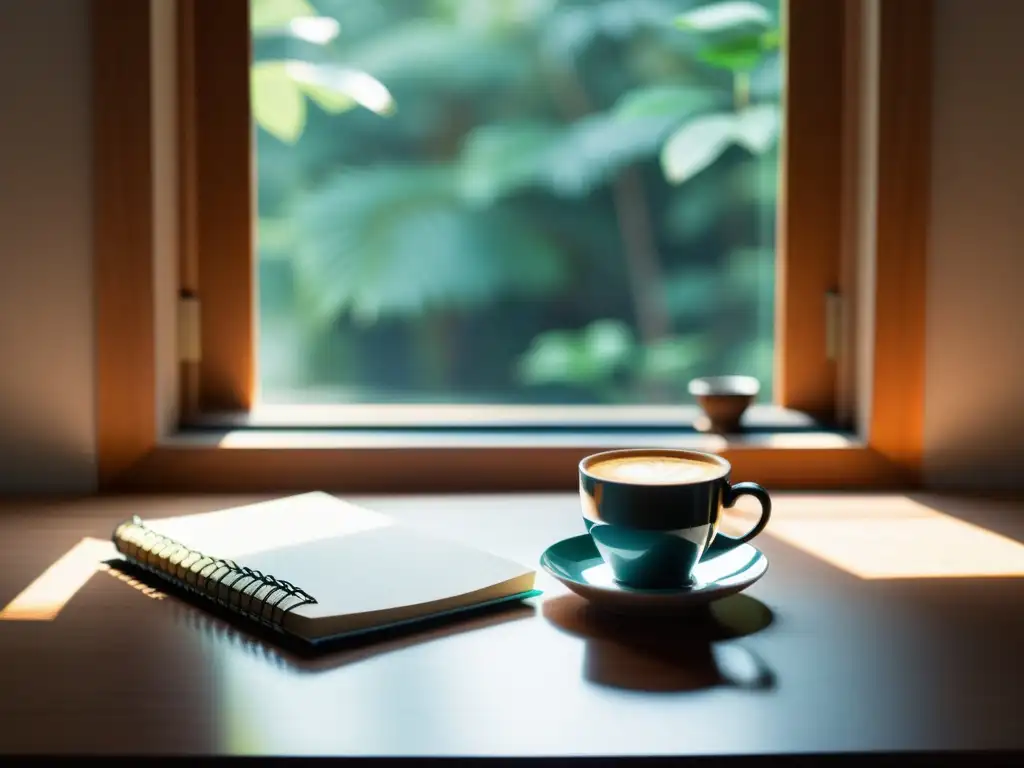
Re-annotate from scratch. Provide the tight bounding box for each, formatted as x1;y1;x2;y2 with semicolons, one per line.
727;496;1024;579
98;562;166;601
214;429;853;450
756;433;853;448
0;538;114;621
248;404;723;427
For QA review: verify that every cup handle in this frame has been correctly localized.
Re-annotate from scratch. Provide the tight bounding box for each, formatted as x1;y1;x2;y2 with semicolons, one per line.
716;482;772;550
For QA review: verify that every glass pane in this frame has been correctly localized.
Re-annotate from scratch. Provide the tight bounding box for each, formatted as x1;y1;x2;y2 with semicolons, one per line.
252;0;782;407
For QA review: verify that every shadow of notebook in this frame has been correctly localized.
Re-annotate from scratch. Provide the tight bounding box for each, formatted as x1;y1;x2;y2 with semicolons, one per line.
103;558;536;666
110;492;539;647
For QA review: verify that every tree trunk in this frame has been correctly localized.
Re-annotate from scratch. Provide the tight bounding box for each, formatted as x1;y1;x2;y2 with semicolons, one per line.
548;63;671;347
609;167;671;343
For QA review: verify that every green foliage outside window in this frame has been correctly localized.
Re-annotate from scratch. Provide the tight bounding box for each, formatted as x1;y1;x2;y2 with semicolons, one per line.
251;0;781;406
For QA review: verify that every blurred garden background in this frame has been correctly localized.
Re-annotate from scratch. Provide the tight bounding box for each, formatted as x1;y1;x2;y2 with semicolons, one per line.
251;0;783;406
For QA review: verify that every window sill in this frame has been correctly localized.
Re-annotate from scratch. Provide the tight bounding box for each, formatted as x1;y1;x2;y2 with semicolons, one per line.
195;403;817;430
170;426;855;451
107;406;914;493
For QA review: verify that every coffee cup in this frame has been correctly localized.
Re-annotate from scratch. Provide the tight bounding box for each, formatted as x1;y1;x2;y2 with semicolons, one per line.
578;448;771;589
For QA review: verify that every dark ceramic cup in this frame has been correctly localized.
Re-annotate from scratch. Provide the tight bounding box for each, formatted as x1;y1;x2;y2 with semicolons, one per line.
579;448;771;589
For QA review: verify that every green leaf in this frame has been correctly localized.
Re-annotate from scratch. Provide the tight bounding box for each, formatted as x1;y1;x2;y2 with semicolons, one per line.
250;59;396;135
458;123;562;204
640;336;705;381
298;80;356;114
660;112;735;184
733;103;781;153
696;34;768;72
518;331;579;386
251;61;306;143
342;19;525;90
518;320;635;387
251;0;339;45
286;62;395;115
760;28;782;52
613;85;722;120
660;105;781;185
584;320;635;369
458;111;680;201
546;114;679;197
674;3;778;72
251;0;317;32
283;16;340;44
675;2;772;34
293;167;570;325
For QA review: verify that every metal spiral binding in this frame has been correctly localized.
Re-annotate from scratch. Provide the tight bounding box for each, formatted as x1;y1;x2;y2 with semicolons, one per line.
112;516;318;632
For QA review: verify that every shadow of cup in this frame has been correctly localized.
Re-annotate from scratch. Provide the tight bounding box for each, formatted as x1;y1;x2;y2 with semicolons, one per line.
542;592;775;693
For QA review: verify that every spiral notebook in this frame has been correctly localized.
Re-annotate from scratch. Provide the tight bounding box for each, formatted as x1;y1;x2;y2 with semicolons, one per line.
111;493;539;646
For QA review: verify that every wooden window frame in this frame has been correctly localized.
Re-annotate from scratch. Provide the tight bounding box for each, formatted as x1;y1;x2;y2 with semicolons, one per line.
94;0;931;493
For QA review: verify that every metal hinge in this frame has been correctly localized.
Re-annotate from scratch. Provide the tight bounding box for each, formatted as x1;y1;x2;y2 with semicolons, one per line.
825;290;842;362
178;291;201;364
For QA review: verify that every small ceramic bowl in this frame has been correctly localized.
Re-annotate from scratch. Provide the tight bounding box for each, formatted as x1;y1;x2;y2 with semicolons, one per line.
688;376;760;433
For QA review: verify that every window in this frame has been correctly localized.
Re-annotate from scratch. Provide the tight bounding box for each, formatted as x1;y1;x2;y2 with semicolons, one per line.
251;0;782;411
93;0;931;491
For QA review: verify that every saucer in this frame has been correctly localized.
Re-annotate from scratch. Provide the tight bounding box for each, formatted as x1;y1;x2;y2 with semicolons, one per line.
540;534;768;615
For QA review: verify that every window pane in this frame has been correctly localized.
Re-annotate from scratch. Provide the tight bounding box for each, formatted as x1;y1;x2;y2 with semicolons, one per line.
252;0;782;406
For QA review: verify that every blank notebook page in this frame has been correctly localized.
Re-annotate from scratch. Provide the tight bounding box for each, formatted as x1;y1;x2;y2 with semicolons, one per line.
244;526;533;620
144;492;396;560
139;492;535;637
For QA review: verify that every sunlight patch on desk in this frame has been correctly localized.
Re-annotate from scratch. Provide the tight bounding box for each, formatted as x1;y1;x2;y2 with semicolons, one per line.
737;497;1024;579
0;537;113;621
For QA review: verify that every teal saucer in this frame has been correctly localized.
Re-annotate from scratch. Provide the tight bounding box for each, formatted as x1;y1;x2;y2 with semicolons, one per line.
540;534;768;615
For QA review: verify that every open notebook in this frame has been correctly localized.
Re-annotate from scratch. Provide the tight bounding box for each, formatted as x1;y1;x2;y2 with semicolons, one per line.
111;493;538;646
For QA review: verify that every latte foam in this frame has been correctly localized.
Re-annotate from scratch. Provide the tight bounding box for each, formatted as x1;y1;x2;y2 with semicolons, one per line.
586;455;723;485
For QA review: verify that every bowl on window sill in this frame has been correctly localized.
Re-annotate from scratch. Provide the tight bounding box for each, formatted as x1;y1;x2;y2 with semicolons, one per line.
688;376;760;434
